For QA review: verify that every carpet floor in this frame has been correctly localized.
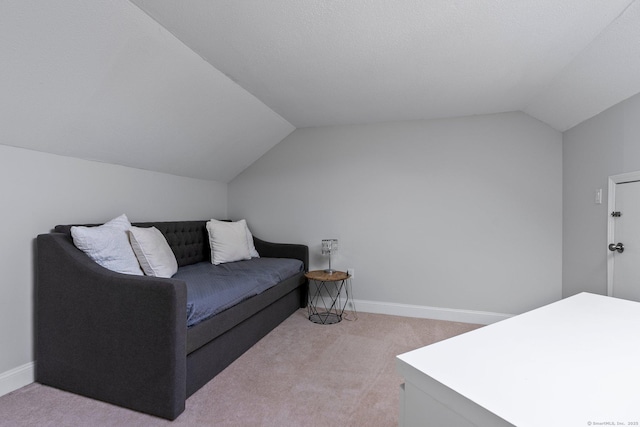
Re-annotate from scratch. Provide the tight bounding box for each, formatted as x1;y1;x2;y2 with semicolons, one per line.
0;309;481;426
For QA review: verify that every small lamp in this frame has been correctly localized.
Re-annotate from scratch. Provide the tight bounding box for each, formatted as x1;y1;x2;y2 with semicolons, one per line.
321;239;338;274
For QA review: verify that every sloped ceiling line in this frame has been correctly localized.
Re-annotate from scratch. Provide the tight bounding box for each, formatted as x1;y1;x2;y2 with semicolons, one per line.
132;0;640;132
3;1;640;183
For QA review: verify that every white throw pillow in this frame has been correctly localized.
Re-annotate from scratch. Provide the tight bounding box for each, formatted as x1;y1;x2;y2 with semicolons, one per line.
129;226;178;278
71;214;143;276
208;219;260;258
239;219;260;259
206;220;252;265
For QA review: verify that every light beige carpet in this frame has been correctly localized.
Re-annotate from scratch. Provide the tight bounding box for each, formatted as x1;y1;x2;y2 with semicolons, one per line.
0;309;481;426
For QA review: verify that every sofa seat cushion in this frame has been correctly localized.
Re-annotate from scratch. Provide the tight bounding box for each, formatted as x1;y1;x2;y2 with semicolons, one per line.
174;258;304;327
185;272;305;355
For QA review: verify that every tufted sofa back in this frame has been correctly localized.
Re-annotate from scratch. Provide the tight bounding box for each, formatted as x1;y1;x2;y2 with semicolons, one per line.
54;220;211;267
134;221;210;267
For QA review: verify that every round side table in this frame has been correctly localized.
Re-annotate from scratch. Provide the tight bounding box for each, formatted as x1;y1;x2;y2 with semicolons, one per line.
305;270;351;324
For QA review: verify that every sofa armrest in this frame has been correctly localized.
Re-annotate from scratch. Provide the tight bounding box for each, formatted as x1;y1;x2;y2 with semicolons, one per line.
36;233;187;420
253;237;309;272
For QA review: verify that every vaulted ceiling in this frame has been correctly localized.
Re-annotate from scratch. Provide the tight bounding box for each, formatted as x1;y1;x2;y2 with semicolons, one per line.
3;1;640;182
132;0;640;132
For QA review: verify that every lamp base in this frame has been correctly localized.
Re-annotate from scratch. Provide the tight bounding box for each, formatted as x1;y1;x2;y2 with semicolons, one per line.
324;268;336;274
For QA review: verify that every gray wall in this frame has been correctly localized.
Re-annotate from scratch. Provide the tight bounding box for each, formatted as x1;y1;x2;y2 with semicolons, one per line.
0;145;226;385
229;112;563;316
563;92;640;297
1;0;241;391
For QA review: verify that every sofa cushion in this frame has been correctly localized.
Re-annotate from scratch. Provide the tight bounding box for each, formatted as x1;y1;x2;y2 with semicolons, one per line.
208;219;259;258
185;268;305;354
206;220;252;265
129;226;178;278
70;214;143;276
241;220;260;258
176;257;304;327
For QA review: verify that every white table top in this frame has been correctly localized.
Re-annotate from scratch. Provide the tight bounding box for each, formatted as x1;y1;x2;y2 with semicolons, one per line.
397;293;640;426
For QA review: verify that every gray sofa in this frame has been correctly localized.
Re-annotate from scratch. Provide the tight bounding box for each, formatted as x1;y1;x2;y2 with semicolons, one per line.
36;220;308;420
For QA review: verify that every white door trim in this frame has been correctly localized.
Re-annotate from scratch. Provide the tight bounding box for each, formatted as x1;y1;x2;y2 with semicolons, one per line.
607;171;640;296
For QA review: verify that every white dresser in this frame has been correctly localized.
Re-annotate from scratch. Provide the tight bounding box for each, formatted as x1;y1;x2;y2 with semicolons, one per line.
397;293;640;426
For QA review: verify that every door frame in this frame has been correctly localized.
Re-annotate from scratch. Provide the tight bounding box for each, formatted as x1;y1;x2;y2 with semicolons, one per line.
607;170;640;296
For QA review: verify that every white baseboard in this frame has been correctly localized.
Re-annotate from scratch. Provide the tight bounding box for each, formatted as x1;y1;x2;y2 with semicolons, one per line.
312;291;511;325
0;362;35;397
310;282;512;325
346;298;512;325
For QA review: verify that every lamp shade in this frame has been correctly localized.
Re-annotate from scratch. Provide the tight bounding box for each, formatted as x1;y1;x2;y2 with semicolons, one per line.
321;239;338;273
321;239;338;255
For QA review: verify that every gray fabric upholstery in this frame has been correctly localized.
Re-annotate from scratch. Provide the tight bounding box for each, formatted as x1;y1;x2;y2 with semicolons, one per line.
186;286;303;396
178;258;304;327
38;220;308;420
37;233;187;419
134;221;210;267
186;272;305;354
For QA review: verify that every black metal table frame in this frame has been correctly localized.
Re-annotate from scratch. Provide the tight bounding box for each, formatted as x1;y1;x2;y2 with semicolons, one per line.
307;275;350;324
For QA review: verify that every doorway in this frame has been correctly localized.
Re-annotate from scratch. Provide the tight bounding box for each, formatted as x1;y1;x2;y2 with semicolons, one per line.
607;171;640;301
